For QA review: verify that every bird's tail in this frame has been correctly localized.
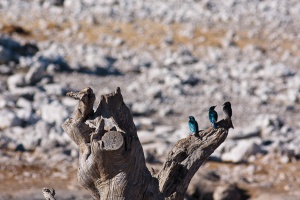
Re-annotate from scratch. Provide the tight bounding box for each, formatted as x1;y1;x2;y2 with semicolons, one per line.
226;118;234;129
229;118;234;129
213;122;217;129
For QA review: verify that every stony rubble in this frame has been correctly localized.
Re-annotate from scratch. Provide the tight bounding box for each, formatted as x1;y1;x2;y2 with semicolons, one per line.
0;0;300;199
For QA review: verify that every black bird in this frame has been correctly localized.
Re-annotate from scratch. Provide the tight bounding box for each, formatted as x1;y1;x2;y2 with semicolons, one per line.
209;106;218;129
223;102;234;129
188;116;199;135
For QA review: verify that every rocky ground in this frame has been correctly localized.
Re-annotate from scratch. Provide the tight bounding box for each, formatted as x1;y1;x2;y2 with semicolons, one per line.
0;0;300;199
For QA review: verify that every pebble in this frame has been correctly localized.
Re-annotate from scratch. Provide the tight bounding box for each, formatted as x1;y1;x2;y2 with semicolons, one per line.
221;138;263;163
7;74;26;91
0;109;22;129
228;127;260;140
43;83;67;96
0;64;12;75
40;100;69;125
131;102;154;116
25;63;47;85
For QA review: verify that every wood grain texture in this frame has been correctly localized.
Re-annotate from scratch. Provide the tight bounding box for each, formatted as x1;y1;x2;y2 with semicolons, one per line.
62;87;230;200
43;188;56;200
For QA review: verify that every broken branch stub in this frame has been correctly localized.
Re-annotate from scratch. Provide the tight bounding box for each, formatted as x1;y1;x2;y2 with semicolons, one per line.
62;87;230;200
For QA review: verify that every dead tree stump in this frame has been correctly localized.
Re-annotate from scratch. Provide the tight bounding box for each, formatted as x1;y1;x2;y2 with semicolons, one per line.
62;87;230;200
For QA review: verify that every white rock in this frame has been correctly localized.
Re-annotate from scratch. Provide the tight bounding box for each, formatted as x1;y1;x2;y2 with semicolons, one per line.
7;74;26;91
15;108;33;123
43;83;66;95
0;109;22;129
159;106;173;117
154;125;175;135
142;141;171;157
146;86;162;99
255;114;284;130
138;130;154;144
164;73;181;87
16;97;32;110
40;101;69;125
9;87;38;98
0;64;12;75
221;138;263;163
132;102;153;115
228;127;260;140
0;95;16;108
25;63;46;85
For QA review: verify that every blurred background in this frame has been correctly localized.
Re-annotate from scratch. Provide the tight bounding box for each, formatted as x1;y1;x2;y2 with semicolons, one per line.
0;0;300;199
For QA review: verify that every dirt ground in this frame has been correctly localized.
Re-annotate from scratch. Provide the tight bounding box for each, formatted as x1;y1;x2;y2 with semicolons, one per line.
0;157;299;199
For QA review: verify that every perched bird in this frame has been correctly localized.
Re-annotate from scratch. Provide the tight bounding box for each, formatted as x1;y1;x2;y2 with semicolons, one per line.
209;106;218;129
188;116;199;135
222;101;234;129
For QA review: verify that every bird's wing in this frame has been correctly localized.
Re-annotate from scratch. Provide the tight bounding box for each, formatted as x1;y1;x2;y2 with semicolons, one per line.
209;113;216;123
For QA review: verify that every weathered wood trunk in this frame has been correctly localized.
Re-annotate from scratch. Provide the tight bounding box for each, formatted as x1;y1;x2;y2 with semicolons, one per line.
62;87;230;200
43;188;56;200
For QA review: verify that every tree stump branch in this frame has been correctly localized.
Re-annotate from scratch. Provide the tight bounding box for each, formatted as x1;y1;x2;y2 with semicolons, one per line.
62;87;230;200
156;121;228;199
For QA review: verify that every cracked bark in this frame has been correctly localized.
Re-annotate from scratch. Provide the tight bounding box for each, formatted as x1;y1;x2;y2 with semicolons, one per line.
62;87;230;200
42;188;56;200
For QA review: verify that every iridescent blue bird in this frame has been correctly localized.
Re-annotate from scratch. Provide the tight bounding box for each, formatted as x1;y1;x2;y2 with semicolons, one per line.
223;101;234;129
188;116;198;135
209;106;218;129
